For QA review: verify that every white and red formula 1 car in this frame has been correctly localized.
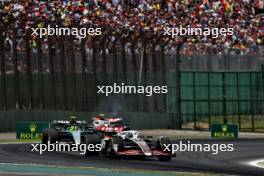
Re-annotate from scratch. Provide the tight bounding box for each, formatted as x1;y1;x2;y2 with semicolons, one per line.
89;116;175;161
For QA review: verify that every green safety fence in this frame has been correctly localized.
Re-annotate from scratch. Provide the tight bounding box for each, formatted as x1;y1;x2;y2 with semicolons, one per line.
0;71;264;132
167;71;264;132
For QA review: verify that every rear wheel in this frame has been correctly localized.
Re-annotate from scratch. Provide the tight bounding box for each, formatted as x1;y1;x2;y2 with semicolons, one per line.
85;134;101;156
106;141;116;158
112;136;124;150
107;136;124;158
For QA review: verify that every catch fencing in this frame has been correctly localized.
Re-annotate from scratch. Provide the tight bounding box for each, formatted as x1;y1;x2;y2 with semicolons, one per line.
0;35;264;131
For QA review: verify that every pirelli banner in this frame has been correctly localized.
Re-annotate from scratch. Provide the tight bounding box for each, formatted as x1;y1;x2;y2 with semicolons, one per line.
16;122;49;139
211;124;239;138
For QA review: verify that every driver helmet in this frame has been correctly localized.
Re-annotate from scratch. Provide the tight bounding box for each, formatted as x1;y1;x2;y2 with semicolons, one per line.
98;113;105;118
69;116;77;124
93;114;110;127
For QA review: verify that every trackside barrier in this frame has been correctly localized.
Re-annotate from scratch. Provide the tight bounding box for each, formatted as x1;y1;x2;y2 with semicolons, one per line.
16;122;49;139
211;124;239;138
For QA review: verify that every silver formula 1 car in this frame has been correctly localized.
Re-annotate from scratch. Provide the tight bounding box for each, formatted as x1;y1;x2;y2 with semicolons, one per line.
42;116;99;146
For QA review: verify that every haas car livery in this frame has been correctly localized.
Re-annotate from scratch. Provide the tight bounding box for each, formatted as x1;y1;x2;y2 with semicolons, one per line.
88;115;175;161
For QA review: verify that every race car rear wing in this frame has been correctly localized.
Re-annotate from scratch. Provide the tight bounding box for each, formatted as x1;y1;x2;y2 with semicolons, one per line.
52;120;87;124
92;117;123;123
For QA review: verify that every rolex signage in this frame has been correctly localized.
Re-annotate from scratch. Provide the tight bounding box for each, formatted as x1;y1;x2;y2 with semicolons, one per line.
211;124;239;138
16;122;49;139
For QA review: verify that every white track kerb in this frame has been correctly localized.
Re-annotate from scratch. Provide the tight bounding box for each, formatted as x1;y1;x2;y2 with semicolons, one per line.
249;159;264;169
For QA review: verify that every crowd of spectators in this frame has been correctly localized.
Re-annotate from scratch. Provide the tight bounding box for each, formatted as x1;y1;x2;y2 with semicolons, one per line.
0;0;263;56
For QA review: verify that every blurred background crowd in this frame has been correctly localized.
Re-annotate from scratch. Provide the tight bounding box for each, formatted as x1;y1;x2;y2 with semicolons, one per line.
0;0;263;56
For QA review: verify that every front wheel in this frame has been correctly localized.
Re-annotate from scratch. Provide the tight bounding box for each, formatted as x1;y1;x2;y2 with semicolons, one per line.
156;137;173;161
42;128;58;144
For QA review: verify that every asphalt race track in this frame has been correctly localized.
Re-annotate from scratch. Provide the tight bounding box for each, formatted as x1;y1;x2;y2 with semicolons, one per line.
0;139;264;176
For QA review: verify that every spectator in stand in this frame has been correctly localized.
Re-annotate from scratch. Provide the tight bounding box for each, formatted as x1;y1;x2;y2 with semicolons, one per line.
0;0;263;55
